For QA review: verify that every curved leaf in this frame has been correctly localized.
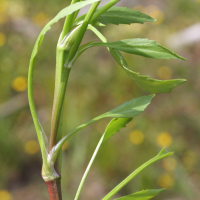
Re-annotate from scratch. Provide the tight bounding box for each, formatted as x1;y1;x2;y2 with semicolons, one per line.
53;95;154;162
114;189;165;200
109;49;186;93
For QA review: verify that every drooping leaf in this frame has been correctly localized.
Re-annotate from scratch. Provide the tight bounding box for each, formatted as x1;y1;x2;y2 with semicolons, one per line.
102;148;173;200
103;118;132;142
114;189;165;200
96;7;156;25
92;38;187;60
109;49;186;93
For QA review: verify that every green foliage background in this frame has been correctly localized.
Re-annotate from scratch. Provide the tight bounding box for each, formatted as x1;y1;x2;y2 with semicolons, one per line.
0;0;200;199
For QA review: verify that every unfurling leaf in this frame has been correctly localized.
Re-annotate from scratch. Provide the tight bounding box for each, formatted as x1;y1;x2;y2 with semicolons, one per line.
103;118;132;142
114;189;165;200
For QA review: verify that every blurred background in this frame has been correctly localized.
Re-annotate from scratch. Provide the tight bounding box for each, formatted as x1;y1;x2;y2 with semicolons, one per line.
0;0;200;199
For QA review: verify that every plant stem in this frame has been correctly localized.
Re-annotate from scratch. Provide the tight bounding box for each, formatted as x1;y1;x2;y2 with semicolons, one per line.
91;0;120;22
46;179;62;200
61;0;80;40
66;1;100;64
74;135;104;200
49;61;71;151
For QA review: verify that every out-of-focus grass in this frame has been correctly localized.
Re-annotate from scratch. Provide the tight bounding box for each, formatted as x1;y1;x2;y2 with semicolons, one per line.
0;0;200;199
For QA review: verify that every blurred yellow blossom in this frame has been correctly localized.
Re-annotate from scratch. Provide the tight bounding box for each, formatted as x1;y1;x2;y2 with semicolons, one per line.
24;140;39;155
0;0;8;14
129;130;144;145
157;66;172;80
33;12;49;27
157;173;175;188
182;151;197;169
12;76;27;92
156;132;172;147
62;140;69;151
0;32;6;47
162;158;177;171
0;190;12;200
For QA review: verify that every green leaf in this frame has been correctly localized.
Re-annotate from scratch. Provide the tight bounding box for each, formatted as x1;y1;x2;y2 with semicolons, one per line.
102;148;173;200
96;94;155;119
109;49;186;93
53;95;154;162
92;38;187;60
86;26;186;93
75;6;155;26
103;118;132;142
114;189;165;200
96;7;156;25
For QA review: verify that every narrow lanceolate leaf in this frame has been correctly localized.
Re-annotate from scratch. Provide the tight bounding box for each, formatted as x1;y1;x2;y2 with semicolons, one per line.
30;0;100;62
102;148;173;200
92;38;187;60
95;94;155;119
95;7;156;25
109;49;186;93
114;189;165;200
75;7;156;26
53;95;154;161
103;118;132;142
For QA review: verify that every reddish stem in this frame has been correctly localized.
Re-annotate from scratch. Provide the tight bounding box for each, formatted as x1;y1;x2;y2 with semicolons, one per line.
46;179;62;200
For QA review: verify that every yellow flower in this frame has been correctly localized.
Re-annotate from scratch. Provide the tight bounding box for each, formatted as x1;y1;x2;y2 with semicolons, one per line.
24;140;39;155
62;140;69;151
129;130;144;145
157;173;175;189
157;66;172;80
0;190;12;200
0;32;6;47
156;132;172;147
33;12;49;27
162;158;177;171
12;76;27;92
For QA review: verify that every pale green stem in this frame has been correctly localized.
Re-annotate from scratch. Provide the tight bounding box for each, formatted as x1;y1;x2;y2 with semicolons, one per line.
66;1;100;64
74;134;104;200
61;0;81;40
91;0;120;22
